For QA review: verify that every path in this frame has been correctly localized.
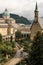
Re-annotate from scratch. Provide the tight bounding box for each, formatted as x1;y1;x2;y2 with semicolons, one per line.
4;48;24;65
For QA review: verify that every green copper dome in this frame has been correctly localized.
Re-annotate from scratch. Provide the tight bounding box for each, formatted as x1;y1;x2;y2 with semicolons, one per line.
3;9;10;18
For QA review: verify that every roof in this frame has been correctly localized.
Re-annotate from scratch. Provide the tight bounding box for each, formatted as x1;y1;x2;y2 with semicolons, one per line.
30;17;43;30
38;18;43;30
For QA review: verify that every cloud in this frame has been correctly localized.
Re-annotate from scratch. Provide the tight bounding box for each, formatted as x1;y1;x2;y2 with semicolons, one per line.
0;0;43;19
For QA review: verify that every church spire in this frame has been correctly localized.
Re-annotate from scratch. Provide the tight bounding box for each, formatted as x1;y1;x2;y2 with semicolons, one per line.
35;2;38;12
34;2;38;22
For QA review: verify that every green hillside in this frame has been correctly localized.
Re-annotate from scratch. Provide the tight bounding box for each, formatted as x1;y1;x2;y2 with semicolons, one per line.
0;13;31;25
10;14;31;24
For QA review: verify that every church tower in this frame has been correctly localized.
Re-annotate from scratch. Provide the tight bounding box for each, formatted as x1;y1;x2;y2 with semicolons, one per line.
30;2;41;40
34;2;38;22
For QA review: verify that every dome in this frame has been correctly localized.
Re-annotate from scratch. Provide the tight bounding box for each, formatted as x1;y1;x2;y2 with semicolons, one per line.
3;9;10;19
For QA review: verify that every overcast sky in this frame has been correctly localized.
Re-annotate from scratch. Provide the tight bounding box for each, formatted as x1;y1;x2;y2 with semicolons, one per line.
0;0;43;20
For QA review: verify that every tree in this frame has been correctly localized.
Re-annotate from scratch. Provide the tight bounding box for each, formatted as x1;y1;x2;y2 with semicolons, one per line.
12;41;15;48
23;41;30;52
0;34;2;43
40;33;43;64
28;32;43;65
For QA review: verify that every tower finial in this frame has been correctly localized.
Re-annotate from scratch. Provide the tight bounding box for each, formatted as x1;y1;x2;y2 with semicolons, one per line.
35;2;38;12
34;2;38;22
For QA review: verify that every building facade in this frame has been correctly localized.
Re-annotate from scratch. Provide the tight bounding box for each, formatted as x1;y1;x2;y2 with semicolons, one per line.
30;2;43;40
1;3;43;41
0;9;14;37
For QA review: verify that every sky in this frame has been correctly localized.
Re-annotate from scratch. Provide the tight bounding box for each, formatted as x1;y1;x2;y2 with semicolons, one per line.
0;0;43;20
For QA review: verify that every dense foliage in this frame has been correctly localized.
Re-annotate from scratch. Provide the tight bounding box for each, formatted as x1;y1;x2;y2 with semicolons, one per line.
10;14;31;24
28;32;43;65
0;34;16;63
